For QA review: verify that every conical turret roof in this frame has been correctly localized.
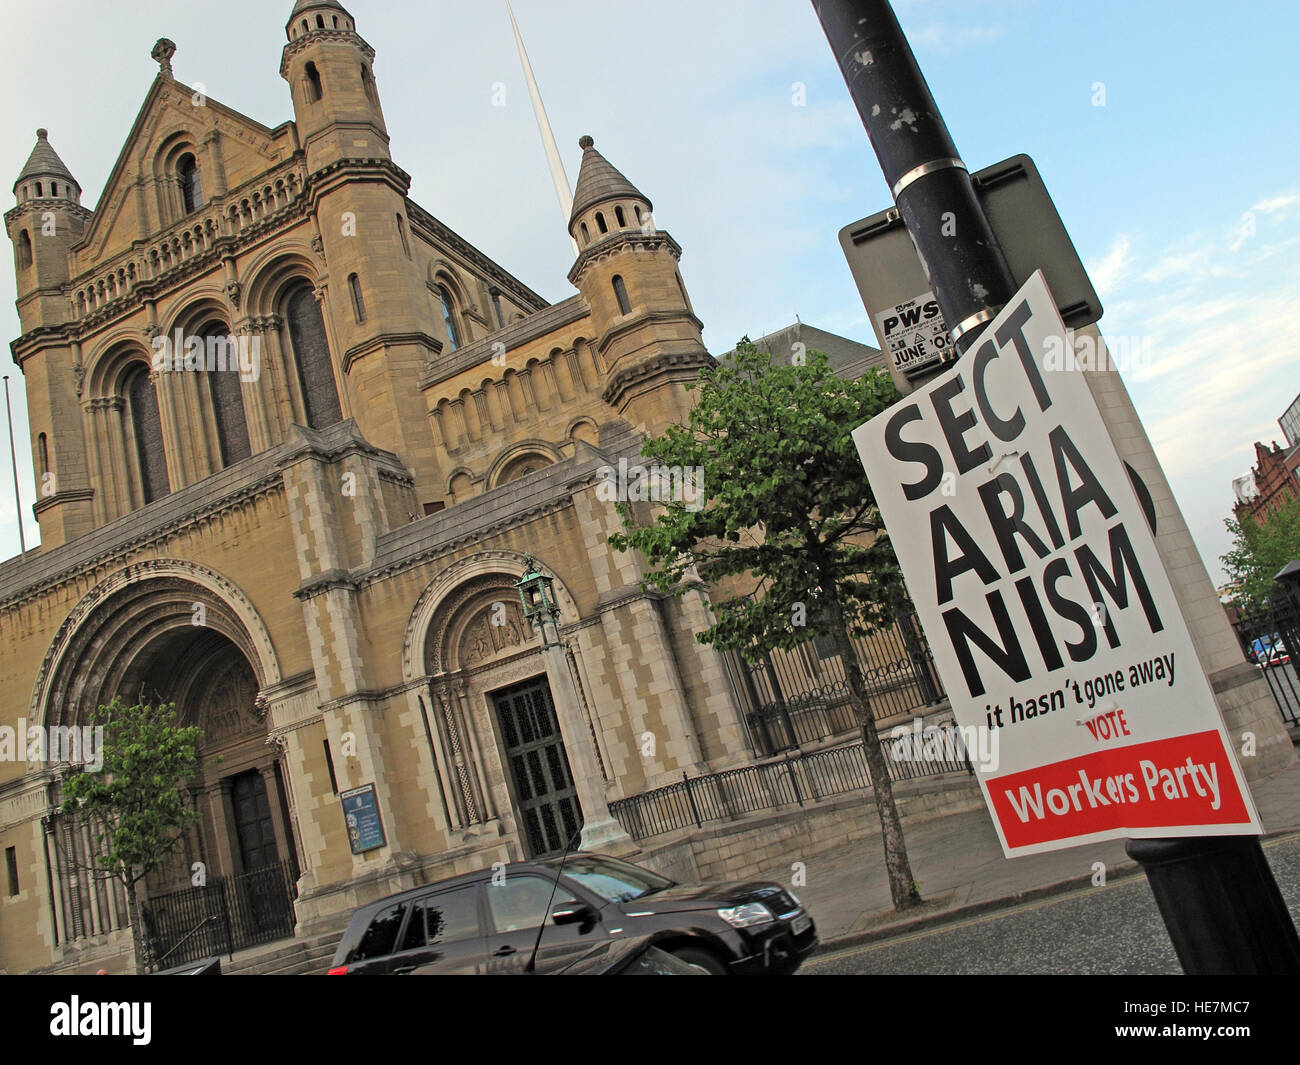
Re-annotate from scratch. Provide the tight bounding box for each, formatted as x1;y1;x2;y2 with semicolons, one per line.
569;135;650;229
14;129;77;193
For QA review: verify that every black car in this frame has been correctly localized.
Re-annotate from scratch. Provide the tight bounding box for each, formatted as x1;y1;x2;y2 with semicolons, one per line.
326;852;818;975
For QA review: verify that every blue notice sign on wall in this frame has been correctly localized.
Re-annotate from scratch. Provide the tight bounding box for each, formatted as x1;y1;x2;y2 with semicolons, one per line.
340;783;386;854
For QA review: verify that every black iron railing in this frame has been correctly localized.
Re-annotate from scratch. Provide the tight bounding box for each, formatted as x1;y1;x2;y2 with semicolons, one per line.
1230;595;1300;728
609;737;969;843
142;859;297;970
723;605;946;755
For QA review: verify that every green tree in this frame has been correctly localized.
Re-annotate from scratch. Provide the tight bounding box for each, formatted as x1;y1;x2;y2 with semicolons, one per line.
60;698;202;972
1221;495;1300;610
609;340;922;910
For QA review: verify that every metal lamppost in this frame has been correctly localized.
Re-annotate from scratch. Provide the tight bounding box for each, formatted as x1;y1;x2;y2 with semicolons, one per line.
515;555;633;853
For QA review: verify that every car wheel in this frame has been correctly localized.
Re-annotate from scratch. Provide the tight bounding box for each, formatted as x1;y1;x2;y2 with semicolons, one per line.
668;945;729;975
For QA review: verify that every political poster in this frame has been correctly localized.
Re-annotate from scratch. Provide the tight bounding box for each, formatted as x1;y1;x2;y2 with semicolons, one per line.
852;270;1261;856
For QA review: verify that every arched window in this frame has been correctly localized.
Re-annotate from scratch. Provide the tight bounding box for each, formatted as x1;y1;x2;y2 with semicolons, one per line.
316;14;324;28
615;205;626;227
126;367;170;504
305;62;323;102
349;273;366;323
37;433;49;477
35;182;43;197
595;211;608;234
333;16;339;27
285;283;342;429
612;275;631;315
201;320;251;466
17;230;32;270
301;18;308;33
580;222;589;246
634;205;644;224
396;214;411;258
50;182;57;197
178;154;203;213
438;284;461;350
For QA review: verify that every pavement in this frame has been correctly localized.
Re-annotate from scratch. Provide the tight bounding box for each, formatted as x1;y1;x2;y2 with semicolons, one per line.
768;754;1300;953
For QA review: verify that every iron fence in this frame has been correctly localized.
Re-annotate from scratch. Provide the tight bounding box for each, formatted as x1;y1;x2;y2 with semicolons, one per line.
724;605;946;755
142;859;297;970
609;736;969;843
1230;594;1300;729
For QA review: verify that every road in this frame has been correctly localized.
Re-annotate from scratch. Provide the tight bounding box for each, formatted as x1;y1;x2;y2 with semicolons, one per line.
802;833;1300;975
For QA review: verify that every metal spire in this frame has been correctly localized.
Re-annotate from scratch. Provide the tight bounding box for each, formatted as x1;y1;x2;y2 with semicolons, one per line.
507;2;579;255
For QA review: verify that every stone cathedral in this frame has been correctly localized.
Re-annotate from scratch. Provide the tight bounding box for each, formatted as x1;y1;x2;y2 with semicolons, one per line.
0;0;903;973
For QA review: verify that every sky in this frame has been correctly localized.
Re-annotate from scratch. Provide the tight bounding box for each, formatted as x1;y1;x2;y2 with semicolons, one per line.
0;0;1296;585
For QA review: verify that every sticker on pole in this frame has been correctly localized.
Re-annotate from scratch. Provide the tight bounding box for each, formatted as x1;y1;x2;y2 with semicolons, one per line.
852;270;1261;857
873;291;951;377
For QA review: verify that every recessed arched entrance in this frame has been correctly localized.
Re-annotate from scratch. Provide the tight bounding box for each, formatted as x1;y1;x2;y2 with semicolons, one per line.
34;564;300;960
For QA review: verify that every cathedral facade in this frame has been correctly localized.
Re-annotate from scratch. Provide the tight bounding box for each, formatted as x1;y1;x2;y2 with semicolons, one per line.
0;0;779;973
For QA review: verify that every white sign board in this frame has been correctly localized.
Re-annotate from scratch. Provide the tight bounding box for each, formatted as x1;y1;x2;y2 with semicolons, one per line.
853;271;1261;857
873;291;951;377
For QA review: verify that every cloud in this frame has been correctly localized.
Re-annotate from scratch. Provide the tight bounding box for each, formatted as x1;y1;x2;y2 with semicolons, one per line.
1085;234;1133;296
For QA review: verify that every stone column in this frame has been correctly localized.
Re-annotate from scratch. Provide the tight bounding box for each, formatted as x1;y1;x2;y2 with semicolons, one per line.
206;779;240;877
540;641;633;853
259;761;293;870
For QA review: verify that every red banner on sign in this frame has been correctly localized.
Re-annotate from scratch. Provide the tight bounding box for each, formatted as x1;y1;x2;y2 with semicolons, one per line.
988;730;1252;849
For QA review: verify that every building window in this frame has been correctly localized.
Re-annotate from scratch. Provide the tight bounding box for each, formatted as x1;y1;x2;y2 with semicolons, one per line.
285;283;343;429
612;275;631;315
580;222;589;246
37;433;49;477
615;205;626;227
202;321;251;466
489;287;504;328
349;273;366;323
5;846;16;896
126;366;170;504
17;230;32;270
35;181;43;197
396;214;411;258
305;61;324;102
595;211;608;234
50;182;57;197
423;500;445;516
316;14;324;29
178;153;203;213
324;740;338;794
438;284;461;350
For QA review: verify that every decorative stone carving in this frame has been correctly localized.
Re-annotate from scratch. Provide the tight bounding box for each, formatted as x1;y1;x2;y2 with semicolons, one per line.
151;38;176;78
225;280;242;308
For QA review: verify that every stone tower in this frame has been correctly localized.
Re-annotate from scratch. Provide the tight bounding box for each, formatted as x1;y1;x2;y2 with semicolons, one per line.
281;0;442;496
6;130;95;546
566;136;711;435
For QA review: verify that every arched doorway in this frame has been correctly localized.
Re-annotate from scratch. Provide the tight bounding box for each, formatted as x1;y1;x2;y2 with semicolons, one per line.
36;567;299;960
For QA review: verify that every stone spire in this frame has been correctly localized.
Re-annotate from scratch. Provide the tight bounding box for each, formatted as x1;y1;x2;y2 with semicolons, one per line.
13;128;80;201
568;136;651;230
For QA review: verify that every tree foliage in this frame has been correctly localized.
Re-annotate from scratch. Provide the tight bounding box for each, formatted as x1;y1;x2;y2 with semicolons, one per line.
609;340;906;655
60;698;202;970
1221;495;1300;610
609;339;923;910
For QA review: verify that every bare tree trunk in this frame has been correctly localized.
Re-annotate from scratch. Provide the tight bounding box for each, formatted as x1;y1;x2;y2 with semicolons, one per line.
823;585;921;910
124;880;153;975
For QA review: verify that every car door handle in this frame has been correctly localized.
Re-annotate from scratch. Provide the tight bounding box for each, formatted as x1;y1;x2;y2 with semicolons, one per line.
392;964;416;974
493;945;516;957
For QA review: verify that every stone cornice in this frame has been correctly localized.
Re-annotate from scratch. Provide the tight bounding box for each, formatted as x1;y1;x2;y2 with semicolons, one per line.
343;330;440;374
31;488;94;515
293;568;358;601
602;349;713;409
4;200;94;228
567;229;682;287
594;309;706;357
280;29;376;79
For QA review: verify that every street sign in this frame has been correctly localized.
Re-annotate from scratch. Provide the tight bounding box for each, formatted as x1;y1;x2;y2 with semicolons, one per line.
840;155;1102;389
852;271;1261;857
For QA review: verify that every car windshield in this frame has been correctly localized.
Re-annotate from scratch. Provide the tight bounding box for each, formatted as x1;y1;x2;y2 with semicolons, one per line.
548;855;675;903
